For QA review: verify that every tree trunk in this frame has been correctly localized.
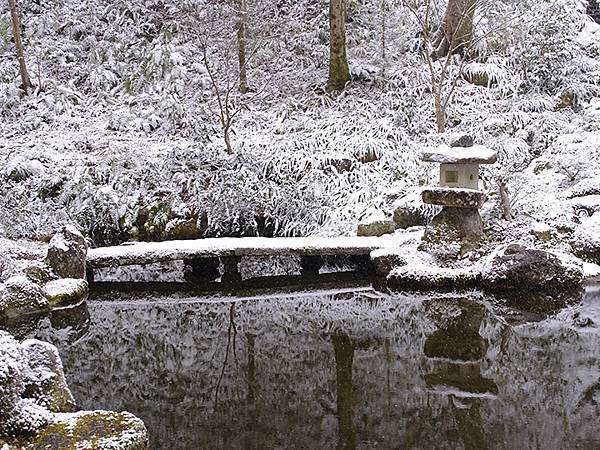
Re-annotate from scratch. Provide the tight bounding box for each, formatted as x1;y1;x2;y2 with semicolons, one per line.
237;0;248;94
434;87;445;133
499;181;512;221
588;0;600;24
380;0;387;77
224;125;233;154
433;0;478;60
326;0;350;92
7;0;33;93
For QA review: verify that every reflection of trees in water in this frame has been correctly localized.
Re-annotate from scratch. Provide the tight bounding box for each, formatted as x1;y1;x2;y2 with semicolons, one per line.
15;290;600;450
332;332;356;450
214;304;238;410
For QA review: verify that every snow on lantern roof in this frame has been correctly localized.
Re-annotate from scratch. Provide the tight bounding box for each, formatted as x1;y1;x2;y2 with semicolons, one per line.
422;145;497;165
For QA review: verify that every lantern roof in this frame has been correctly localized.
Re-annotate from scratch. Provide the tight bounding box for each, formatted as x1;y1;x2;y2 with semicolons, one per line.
422;145;497;164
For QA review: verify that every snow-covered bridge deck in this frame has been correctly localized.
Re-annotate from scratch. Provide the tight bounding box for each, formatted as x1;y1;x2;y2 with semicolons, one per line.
87;236;392;268
86;236;393;282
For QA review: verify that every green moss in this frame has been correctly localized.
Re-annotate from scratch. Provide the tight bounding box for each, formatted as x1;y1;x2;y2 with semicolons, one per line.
72;411;130;443
6;412;147;450
31;422;74;450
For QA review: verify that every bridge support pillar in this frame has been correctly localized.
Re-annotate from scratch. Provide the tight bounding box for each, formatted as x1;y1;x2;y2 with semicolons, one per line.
300;255;323;276
221;256;242;284
86;268;95;284
184;257;220;282
350;255;374;275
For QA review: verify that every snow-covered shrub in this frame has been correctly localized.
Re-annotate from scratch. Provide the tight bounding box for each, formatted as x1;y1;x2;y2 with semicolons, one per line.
479;0;600;98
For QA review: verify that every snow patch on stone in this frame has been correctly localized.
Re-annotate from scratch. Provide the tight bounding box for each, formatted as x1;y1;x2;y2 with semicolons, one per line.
0;276;49;317
583;262;600;278
422;145;497;164
43;278;88;306
88;235;396;268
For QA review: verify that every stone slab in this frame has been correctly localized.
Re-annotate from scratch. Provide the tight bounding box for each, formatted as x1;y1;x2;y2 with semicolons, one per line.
422;188;486;208
87;236;395;269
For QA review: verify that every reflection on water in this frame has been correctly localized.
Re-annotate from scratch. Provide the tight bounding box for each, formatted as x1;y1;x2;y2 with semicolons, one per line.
3;287;600;450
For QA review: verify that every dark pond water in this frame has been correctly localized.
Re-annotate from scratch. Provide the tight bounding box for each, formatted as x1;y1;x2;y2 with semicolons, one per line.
3;284;600;449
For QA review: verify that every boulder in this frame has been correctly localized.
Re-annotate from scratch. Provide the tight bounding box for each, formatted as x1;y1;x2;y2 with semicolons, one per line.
370;249;406;277
21;340;76;413
450;134;474;148
0;332;51;437
392;191;426;229
0;333;147;447
554;87;577;111
2;411;148;450
464;70;493;87
24;411;149;450
42;279;88;307
0;276;49;318
164;218;202;241
571;214;600;264
22;262;58;284
530;222;554;242
482;244;584;291
422;188;485;209
45;226;88;279
387;264;478;291
325;157;354;173
357;211;395;237
393;207;424;229
0;332;26;424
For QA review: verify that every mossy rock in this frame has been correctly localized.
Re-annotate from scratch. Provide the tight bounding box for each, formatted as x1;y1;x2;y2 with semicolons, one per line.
43;279;89;307
357;219;395;237
370;250;406;277
0;276;49;318
2;411;148;450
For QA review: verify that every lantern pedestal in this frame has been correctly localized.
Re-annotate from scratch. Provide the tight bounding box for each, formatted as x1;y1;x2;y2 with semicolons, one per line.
421;206;484;255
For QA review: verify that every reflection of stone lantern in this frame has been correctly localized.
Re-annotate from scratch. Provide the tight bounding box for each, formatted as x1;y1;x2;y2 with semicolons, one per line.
422;298;498;399
421;142;497;254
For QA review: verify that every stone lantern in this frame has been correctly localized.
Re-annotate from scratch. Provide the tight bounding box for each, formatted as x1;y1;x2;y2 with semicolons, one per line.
421;142;497;254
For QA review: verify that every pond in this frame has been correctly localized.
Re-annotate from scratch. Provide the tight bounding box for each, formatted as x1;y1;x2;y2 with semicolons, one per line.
2;284;600;450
